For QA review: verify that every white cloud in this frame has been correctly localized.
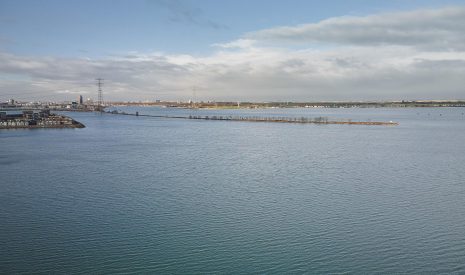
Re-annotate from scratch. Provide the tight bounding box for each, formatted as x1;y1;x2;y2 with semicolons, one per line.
212;39;257;49
54;89;89;95
248;6;465;51
1;6;465;102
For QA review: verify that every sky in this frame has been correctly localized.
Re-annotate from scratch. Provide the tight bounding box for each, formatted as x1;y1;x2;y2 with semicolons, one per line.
1;0;465;102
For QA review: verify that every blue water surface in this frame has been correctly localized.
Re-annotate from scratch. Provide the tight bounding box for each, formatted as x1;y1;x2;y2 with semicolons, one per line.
1;107;465;274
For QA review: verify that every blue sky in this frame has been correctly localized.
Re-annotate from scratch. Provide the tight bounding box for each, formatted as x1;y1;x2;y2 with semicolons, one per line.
1;0;465;101
1;0;463;56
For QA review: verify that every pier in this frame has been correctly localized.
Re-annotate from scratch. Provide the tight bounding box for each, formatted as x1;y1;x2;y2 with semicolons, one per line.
108;111;398;126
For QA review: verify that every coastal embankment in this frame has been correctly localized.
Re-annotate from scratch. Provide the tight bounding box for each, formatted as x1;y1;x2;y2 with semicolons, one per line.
0;109;85;129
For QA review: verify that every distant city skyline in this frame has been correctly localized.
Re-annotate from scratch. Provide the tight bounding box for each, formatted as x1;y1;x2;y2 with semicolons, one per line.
1;0;465;101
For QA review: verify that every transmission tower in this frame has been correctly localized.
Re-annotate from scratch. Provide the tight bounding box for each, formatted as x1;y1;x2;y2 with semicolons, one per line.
96;78;104;111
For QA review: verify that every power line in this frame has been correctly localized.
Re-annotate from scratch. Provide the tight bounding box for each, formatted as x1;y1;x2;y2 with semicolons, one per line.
96;78;104;111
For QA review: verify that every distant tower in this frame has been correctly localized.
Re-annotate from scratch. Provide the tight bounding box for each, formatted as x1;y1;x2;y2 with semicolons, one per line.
96;78;104;111
79;95;83;105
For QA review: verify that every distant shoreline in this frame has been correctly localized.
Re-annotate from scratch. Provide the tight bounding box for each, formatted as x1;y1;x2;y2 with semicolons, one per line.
3;100;464;114
107;100;465;109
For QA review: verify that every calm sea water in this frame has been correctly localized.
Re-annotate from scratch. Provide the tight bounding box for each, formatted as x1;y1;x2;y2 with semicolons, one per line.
1;107;465;274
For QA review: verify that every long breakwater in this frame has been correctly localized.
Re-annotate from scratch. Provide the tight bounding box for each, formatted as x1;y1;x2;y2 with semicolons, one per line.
108;111;398;126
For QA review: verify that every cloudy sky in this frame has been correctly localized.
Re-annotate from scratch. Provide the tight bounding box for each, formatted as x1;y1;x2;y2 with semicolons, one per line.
1;0;465;102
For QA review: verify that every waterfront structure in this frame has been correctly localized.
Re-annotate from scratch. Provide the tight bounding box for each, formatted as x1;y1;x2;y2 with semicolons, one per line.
0;108;85;129
106;109;398;126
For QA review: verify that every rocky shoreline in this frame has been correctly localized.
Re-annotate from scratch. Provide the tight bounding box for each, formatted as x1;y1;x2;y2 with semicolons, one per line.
0;113;85;129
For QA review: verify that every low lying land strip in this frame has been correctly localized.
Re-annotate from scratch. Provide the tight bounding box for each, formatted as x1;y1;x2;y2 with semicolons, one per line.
108;100;465;109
